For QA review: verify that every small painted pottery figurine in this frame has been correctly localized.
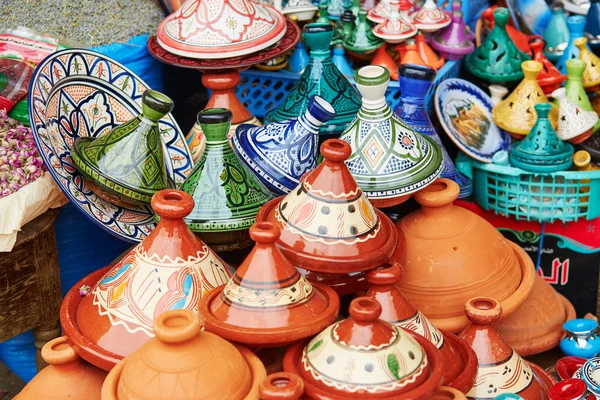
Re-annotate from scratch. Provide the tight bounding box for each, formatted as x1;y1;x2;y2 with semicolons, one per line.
331;44;354;78
265;23;361;139
549;378;591;400
552;88;599;144
544;7;569;63
465;8;529;86
365;263;478;392
180;109;273;251
157;0;286;59
73;189;232;370
199;222;340;347
259;373;304;400
340;66;443;207
415;34;444;70
489;84;509;106
430;10;474;60
564;59;600;134
282;297;445;399
399;39;427;66
283;0;318;21
343;10;384;55
394;64;472;198
394;178;536;333
459;298;554;399
233;95;336;195
101;309;267;400
371;45;398;80
71;90;172;207
256;139;398;274
367;0;397;24
14;337;106;400
557;16;588;75
510;103;574;172
575;37;600;92
288;42;309;73
561;319;600;359
530;39;567;95
492;60;559;138
372;9;417;43
411;0;451;32
586;0;600;53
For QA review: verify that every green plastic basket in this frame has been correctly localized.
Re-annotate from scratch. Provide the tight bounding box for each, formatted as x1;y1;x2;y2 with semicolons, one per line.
456;152;600;223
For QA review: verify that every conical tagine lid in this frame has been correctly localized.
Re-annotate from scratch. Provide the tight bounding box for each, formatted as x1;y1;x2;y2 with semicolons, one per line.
411;0;451;32
282;297;445;399
101;309;267;400
492;60;559;137
156;0;287;59
552;88;599;143
530;40;567;95
575;37;600;90
366;264;478;392
459;298;554;399
76;189;232;364
256;139;398;274
199;221;340;347
372;10;417;43
340;66;443;207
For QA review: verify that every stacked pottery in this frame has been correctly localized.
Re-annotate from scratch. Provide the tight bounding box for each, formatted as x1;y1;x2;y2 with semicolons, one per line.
265;23;361;139
180;109;273;251
232;95;337;195
575;37;600;92
372;9;417;43
459;298;555;399
339;66;443;208
102;309;267;399
552;88;599;144
62;189;232;370
530;39;567;95
430;10;474;60
394;64;472;198
283;297;445;399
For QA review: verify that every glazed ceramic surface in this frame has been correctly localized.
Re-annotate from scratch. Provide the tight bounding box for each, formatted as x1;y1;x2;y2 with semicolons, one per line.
582;357;600;396
575;38;600;91
489;85;509;106
265;24;361;138
371;46;398;80
430;11;474;60
288;42;309;74
435;78;510;163
544;7;569;63
372;10;417;43
367;0;396;24
400;39;427;67
340;65;443;205
411;0;451;32
395;65;472;198
557;16;588;75
180;109;273;251
561;319;600;359
586;0;600;51
29;49;193;243
73;190;232;369
530;39;567;96
233;95;336;195
564;59;600;133
156;0;287;59
549;378;591;400
256;139;398;274
557;357;587;381
552;88;598;144
259;373;305;400
344;10;384;54
283;0;317;21
415;34;445;70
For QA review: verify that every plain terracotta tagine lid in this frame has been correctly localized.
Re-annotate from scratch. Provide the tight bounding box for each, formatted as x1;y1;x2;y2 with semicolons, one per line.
459;297;555;399
256;139;398;274
156;0;287;59
199;221;340;348
102;309;266;400
366;263;477;392
74;189;232;370
14;337;106;400
282;297;444;399
394;178;535;333
259;373;305;400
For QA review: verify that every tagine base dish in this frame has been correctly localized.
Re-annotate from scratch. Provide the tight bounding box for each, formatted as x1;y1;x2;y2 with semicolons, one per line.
442;331;478;393
29;49;193;243
529;361;557;391
60;265;119;371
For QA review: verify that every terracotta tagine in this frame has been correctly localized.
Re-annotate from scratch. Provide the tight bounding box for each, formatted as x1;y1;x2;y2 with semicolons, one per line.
199;221;340;348
180;108;273;252
509;103;574;173
259;373;305;400
339;65;443;208
70;90;173;207
371;45;399;80
393;178;536;333
492;60;559;139
564;59;600;134
575;37;600;92
283;296;445;399
71;189;232;370
365;263;477;392
101;309;266;399
552;88;599;144
343;10;384;56
431;387;468;400
557;15;588;75
411;0;451;32
372;9;417;43
156;0;286;59
415;34;445;70
459;298;555;399
430;10;474;61
233;95;336;195
256;139;398;274
465;8;529;86
530;39;567;96
265;23;361;139
14;337;106;400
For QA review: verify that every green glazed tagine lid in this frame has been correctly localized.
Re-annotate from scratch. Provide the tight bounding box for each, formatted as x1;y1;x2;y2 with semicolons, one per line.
265;23;361;138
343;10;384;53
71;89;173;206
180;108;273;235
509;103;574;172
465;7;530;84
563;59;600;133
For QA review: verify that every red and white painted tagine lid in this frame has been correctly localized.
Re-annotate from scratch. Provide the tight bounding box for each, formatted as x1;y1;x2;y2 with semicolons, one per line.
156;0;287;59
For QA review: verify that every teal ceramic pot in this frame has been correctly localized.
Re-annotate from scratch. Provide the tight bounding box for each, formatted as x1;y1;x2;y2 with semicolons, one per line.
543;7;569;63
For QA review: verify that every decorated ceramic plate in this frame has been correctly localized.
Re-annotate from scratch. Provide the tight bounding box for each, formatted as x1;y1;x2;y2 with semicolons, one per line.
582;357;600;396
435;78;511;163
29;49;193;243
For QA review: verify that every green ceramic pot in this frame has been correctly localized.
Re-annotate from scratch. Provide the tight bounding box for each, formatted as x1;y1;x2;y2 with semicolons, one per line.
343;10;383;54
562;59;600;133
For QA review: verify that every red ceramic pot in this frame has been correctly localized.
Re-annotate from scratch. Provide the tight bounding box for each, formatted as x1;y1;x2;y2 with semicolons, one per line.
550;378;595;400
556;356;587;381
259;373;305;400
256;139;397;274
530;39;567;95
